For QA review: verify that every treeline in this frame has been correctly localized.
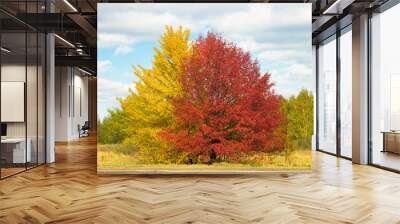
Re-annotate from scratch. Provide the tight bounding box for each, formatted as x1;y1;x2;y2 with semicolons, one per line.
98;26;314;164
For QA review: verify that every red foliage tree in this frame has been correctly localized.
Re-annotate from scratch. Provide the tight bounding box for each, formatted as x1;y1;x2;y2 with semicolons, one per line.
162;33;284;162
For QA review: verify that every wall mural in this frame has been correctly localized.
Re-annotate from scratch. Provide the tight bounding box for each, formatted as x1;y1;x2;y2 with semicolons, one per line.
97;3;313;173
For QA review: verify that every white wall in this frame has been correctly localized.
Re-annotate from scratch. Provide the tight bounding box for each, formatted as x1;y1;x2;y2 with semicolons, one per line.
55;66;70;141
71;73;89;138
55;67;89;141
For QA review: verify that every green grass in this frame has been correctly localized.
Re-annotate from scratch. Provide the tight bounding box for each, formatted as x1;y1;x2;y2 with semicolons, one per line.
97;144;311;171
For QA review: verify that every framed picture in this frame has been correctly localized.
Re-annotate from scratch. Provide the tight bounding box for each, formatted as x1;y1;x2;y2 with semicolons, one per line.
97;3;313;174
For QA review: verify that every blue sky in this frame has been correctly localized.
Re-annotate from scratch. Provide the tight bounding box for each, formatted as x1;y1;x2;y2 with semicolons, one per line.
98;3;312;120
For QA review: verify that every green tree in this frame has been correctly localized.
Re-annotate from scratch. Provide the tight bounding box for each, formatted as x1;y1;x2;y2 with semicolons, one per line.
282;89;314;155
97;109;127;144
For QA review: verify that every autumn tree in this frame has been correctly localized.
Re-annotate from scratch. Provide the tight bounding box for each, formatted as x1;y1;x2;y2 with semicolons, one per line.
282;89;314;151
162;33;284;163
120;26;192;164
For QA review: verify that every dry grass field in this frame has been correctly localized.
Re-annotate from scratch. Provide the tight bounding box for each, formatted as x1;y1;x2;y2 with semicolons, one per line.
97;144;311;171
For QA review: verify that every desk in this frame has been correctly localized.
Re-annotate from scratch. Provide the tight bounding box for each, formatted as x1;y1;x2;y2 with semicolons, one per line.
382;131;400;154
1;138;31;163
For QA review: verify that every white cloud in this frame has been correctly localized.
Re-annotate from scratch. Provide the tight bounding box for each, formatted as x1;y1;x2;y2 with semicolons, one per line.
98;4;309;35
97;77;135;120
99;11;186;35
98;60;112;73
286;64;312;76
98;33;136;48
114;46;133;56
98;3;311;52
214;5;309;36
258;50;304;62
268;64;313;98
97;77;132;104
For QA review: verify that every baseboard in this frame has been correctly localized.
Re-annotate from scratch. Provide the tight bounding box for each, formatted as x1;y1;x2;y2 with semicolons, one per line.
97;169;311;176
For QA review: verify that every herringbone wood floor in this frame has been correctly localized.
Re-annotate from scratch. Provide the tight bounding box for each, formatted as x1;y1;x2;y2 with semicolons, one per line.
1;136;400;224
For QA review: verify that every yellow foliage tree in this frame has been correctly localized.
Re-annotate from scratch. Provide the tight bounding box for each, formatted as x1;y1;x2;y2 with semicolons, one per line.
120;26;192;164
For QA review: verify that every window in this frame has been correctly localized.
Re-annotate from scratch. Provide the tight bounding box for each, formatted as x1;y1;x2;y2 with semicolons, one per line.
0;2;46;179
371;3;400;171
340;28;352;158
317;36;337;154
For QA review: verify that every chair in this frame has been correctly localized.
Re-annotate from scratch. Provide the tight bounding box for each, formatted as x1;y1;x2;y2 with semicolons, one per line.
79;121;90;138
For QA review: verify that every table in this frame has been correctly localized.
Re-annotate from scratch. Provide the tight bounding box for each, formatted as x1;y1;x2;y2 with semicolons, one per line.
381;131;400;154
1;138;31;163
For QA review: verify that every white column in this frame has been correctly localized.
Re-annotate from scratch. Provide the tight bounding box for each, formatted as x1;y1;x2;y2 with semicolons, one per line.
45;0;56;163
46;32;55;163
352;14;369;164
